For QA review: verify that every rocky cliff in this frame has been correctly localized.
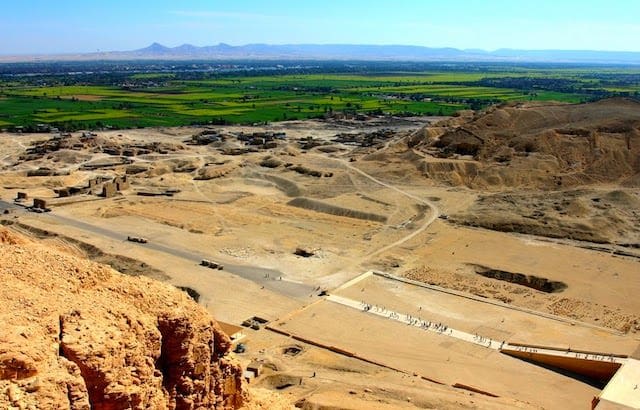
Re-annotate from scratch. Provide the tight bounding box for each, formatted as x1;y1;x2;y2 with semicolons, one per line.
413;98;640;189
0;227;245;409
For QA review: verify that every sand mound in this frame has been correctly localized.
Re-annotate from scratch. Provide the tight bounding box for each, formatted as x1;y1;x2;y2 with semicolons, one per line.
259;156;284;168
288;197;387;223
417;160;480;186
603;189;640;207
47;149;93;164
262;174;302;197
194;163;237;180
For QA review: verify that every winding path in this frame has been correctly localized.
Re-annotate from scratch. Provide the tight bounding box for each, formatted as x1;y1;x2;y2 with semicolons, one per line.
316;143;440;276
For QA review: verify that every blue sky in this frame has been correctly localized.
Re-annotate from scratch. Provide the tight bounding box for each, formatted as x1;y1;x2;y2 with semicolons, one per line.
2;0;640;54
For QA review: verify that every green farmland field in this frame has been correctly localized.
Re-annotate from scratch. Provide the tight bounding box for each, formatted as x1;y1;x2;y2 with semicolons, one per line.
0;64;637;131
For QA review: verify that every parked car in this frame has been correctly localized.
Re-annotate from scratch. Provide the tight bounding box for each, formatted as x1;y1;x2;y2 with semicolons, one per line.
200;259;223;270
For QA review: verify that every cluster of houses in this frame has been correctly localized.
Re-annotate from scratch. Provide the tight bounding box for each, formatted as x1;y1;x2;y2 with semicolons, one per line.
297;136;325;150
10;124;60;134
188;129;287;150
332;129;396;147
190;127;397;153
236;131;286;149
21;131;181;162
188;130;227;145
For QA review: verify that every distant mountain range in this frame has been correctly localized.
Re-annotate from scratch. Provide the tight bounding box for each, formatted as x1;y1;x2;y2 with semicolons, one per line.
3;43;640;64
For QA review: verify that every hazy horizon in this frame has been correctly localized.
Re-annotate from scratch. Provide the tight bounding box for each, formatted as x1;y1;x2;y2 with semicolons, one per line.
2;0;640;55
8;42;640;57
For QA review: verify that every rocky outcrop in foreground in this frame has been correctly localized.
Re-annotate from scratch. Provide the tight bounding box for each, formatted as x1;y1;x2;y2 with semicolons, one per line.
0;227;245;409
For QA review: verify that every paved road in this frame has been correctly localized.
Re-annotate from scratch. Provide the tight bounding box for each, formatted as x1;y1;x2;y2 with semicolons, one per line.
1;200;317;300
0;200;18;212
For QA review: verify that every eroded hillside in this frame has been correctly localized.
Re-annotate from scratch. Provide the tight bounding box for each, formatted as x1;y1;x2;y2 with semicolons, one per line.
412;98;640;189
401;99;640;248
0;227;245;409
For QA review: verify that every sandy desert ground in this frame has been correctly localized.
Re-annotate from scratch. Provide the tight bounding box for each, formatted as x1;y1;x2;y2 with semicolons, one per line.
1;103;639;408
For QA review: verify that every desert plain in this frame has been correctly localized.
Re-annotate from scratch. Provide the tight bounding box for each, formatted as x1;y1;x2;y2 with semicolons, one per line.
1;99;639;409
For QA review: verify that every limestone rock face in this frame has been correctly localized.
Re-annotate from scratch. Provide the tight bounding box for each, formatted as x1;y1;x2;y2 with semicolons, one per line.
0;227;245;409
417;98;640;188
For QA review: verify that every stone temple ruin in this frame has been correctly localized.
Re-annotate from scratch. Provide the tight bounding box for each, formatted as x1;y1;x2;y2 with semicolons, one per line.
54;175;129;199
32;198;48;210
